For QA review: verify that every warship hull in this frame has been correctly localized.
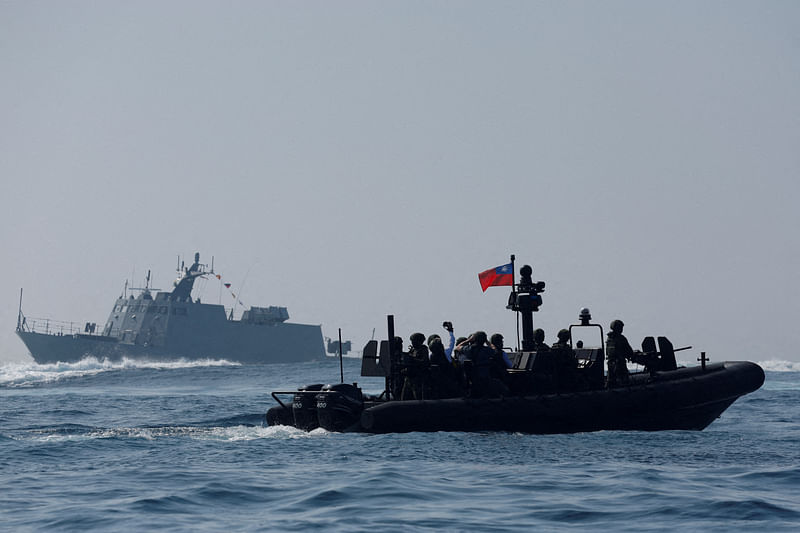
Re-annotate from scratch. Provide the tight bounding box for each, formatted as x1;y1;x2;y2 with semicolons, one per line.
267;361;765;434
17;322;324;364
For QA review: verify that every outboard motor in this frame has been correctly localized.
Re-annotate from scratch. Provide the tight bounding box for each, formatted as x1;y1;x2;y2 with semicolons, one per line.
293;383;324;431
316;383;364;432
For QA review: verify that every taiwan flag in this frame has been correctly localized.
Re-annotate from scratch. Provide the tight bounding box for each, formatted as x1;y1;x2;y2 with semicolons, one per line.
478;263;514;292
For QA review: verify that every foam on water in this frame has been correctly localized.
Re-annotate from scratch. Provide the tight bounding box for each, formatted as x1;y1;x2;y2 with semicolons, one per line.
0;356;240;388
11;423;329;443
756;359;800;372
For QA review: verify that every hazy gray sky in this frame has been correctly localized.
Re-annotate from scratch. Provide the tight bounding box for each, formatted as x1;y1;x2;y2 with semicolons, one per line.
2;1;798;364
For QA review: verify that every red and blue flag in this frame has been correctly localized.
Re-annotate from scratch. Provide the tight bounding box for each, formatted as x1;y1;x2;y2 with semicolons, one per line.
478;263;513;292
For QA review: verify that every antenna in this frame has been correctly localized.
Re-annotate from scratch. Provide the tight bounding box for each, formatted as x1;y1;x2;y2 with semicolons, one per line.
129;269;161;294
17;288;23;331
231;262;257;317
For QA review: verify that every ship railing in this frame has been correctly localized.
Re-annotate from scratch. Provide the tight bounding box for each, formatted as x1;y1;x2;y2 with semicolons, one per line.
18;316;102;337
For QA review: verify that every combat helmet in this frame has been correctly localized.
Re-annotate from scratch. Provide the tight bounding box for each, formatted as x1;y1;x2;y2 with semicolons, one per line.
490;333;504;347
472;331;487;345
410;332;426;346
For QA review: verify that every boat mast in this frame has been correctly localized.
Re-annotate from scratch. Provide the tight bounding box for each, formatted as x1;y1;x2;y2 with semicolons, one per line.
507;264;545;352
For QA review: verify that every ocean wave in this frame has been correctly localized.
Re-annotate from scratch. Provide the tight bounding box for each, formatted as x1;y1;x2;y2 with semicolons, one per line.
755;359;800;372
0;357;240;388
9;424;329;443
325;353;363;359
195;413;267;427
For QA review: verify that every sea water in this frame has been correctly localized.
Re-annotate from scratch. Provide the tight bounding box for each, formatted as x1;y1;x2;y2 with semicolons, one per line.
1;357;798;532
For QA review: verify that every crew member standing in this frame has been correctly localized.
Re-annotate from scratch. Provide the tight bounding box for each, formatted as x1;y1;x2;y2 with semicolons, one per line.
606;319;632;388
551;329;577;391
401;332;430;400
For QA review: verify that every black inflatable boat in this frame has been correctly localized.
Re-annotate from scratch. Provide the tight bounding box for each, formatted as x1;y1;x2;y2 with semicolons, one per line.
268;261;764;434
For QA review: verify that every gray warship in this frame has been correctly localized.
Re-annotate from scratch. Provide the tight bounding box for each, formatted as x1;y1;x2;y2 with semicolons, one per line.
16;253;325;364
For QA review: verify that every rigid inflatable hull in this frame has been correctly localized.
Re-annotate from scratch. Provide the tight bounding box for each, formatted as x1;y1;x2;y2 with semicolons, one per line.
307;361;763;434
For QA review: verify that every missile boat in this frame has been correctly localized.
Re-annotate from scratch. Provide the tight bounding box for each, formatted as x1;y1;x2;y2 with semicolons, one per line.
267;262;764;434
16;253;325;364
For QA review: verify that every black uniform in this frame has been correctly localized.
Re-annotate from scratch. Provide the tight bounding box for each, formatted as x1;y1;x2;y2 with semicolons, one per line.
606;330;632;387
461;343;493;398
551;340;577;391
401;344;429;400
428;340;459;398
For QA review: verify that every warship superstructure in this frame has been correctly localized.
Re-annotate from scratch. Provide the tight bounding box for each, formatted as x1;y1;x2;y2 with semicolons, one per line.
16;253;325;364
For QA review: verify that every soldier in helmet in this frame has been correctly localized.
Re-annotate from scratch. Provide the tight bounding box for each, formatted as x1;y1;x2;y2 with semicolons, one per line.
532;328;550;352
551;328;577;391
490;333;513;371
427;336;459;398
531;328;556;390
454;331;493;398
427;321;456;363
606;319;632;387
489;333;512;396
390;336;406;400
401;332;430;400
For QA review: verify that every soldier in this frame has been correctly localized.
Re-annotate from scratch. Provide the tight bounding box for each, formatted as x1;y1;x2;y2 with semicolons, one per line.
489;333;512;396
454;331;493;398
390;336;406;400
401;332;430;400
428;336;459;398
551;329;577;391
533;328;550;352
427;321;456;363
489;333;513;375
606;319;632;388
531;328;555;390
451;336;470;393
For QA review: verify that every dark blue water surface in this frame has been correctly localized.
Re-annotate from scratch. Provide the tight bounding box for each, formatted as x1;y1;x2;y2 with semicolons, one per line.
1;357;798;532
